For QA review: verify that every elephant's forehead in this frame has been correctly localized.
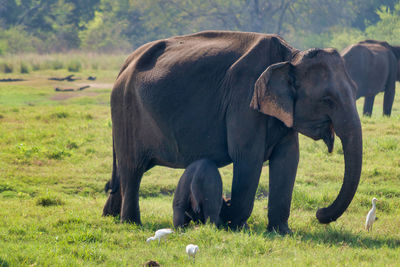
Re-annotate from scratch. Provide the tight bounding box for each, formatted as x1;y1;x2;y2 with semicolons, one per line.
293;48;343;66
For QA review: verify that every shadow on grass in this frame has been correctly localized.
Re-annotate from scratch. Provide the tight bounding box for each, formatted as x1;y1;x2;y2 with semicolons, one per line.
0;258;9;267
294;228;400;249
142;220;174;232
237;223;400;249
121;217;400;250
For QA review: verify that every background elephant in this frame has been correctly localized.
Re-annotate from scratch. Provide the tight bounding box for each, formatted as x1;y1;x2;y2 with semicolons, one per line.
103;31;362;234
173;159;223;228
341;40;400;116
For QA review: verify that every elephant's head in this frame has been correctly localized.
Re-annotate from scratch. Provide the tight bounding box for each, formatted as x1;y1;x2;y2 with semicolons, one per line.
251;48;362;224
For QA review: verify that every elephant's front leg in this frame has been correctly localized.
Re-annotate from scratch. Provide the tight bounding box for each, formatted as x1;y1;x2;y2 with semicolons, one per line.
267;131;299;234
223;110;267;229
224;157;264;229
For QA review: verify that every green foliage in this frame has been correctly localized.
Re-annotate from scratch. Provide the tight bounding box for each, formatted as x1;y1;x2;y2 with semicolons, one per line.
1;1;400;53
365;2;400;44
51;60;64;70
79;11;131;53
67;60;82;72
321;3;400;51
19;62;29;73
326;27;368;50
0;26;42;54
0;62;13;73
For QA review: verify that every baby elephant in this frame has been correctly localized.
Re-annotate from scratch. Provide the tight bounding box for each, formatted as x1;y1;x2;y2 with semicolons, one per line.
173;159;223;228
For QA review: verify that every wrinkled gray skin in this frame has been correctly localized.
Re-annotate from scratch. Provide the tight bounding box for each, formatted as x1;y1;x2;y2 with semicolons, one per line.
341;40;400;116
103;31;362;235
173;159;223;228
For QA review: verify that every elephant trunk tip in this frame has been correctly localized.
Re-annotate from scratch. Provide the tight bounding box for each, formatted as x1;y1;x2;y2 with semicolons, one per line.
316;207;338;224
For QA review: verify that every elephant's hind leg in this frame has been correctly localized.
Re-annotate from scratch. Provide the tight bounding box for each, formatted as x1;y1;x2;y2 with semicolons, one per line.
119;164;146;224
383;79;396;116
103;189;122;217
363;96;375;116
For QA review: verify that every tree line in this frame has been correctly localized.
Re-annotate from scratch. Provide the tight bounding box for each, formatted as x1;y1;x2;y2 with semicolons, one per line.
0;0;399;54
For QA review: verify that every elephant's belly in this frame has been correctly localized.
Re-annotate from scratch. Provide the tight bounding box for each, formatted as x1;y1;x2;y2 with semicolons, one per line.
151;126;232;169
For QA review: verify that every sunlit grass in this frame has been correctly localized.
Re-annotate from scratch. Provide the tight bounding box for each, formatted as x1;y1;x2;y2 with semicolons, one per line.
0;53;127;74
0;73;399;265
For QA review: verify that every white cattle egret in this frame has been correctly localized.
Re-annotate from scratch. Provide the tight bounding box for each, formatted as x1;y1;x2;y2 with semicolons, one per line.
186;244;199;263
146;228;174;244
365;197;377;232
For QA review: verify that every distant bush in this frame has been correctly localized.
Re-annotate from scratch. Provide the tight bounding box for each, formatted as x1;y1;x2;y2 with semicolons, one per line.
67;60;82;72
79;13;132;53
20;62;29;73
0;62;13;73
365;3;400;45
51;60;64;70
0;26;42;54
326;27;367;51
31;61;41;71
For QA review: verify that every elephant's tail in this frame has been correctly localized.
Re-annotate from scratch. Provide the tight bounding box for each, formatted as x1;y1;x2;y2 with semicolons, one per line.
105;137;119;194
190;183;201;214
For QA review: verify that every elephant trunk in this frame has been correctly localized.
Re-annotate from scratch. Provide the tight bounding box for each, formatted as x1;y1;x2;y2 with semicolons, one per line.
316;106;362;224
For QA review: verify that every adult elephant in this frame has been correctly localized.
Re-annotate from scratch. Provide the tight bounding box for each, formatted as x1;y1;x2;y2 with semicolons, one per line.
341;40;400;116
103;31;362;234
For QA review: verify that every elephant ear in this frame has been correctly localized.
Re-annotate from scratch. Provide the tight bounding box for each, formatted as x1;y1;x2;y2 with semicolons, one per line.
250;61;294;128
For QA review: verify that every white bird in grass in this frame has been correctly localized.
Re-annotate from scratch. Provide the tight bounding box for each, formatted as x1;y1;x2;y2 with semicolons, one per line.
186;244;199;263
146;228;174;244
365;197;377;232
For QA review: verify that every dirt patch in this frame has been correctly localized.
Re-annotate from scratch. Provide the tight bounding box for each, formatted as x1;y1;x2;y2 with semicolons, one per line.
51;91;99;101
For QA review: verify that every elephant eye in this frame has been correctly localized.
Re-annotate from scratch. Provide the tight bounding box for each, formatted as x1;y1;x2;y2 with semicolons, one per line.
322;96;335;108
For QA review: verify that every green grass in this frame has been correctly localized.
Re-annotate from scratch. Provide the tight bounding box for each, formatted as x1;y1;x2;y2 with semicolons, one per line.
0;69;400;266
0;53;126;73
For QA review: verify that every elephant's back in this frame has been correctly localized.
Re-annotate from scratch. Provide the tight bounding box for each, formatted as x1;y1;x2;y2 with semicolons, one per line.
342;43;389;97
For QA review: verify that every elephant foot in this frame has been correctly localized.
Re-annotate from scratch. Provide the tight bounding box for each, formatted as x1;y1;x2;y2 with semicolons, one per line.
120;205;142;225
363;112;372;117
121;217;142;225
102;192;122;217
267;222;292;235
225;221;249;231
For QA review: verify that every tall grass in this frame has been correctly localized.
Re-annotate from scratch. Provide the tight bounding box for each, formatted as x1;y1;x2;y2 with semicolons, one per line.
0;53;127;74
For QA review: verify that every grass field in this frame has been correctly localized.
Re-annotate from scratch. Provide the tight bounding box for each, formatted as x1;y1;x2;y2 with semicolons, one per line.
1;65;400;266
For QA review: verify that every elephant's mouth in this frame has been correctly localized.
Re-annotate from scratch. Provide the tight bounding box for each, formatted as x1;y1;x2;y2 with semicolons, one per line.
323;123;335;153
294;118;334;152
